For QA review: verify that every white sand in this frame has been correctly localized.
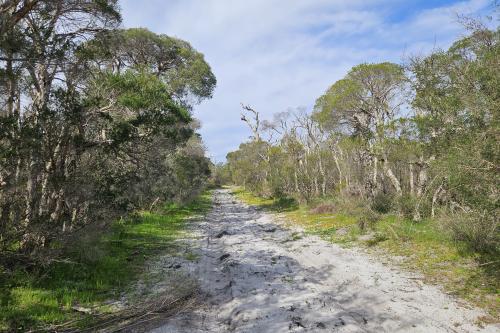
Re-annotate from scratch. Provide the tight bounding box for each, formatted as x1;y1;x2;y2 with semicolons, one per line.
149;189;499;333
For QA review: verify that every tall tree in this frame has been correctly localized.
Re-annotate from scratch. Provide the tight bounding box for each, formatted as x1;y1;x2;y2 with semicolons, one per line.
314;63;406;196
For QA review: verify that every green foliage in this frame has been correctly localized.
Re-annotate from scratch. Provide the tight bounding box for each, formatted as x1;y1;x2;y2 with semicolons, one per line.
226;23;499;317
441;211;499;254
314;62;405;138
371;192;394;214
226;141;271;195
0;7;216;254
81;27;216;107
397;194;418;220
0;194;212;332
227;26;499;256
411;27;499;251
209;162;232;187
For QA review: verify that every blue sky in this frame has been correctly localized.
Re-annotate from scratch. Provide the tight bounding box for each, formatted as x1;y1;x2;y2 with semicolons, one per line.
120;0;493;162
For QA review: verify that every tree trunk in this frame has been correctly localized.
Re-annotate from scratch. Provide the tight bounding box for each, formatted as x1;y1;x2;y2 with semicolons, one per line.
382;155;402;195
431;185;443;218
294;169;299;193
332;150;342;189
409;163;415;196
372;154;378;195
24;157;36;226
318;154;326;196
416;164;426;198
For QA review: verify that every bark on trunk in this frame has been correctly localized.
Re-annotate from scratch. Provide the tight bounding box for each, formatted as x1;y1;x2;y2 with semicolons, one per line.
409;163;415;196
382;155;402;195
318;155;326;196
431;185;443;218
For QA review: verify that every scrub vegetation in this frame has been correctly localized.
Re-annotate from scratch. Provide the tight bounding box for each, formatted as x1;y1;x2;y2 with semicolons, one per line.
0;1;215;331
1;0;499;331
222;15;499;318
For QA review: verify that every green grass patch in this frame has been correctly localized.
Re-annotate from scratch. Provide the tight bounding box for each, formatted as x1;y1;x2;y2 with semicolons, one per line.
232;187;499;319
232;187;298;212
374;218;499;317
0;193;212;332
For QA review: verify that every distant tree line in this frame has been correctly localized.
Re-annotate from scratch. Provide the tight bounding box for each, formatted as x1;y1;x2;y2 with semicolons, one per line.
0;1;215;255
224;21;499;253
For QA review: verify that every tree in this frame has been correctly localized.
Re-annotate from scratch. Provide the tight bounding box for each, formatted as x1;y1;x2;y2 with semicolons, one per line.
80;28;216;109
0;5;217;254
410;27;499;251
314;63;406;196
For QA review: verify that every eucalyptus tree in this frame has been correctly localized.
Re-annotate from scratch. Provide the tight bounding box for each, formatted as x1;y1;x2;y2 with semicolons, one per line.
410;27;499;250
0;0;121;250
0;3;216;253
80;28;216;109
75;28;215;212
225;23;498;253
314;63;407;197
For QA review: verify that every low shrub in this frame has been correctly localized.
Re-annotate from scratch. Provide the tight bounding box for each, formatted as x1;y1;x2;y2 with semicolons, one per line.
336;195;369;215
398;194;432;221
357;208;381;231
398;194;417;220
441;210;499;254
364;232;389;246
371;192;394;214
310;202;336;214
273;197;298;212
69;230;107;265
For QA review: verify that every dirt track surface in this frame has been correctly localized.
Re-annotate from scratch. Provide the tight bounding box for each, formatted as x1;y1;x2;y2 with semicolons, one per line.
149;189;498;333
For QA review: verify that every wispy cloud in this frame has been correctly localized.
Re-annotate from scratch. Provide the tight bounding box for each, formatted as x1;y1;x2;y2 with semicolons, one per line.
120;0;492;161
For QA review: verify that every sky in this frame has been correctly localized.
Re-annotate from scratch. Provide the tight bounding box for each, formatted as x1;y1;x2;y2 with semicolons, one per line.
119;0;494;162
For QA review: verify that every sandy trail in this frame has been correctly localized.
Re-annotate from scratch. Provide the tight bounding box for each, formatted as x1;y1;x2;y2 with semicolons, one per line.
149;189;497;333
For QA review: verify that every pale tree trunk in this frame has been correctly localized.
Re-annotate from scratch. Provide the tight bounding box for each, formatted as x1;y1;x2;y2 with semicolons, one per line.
431;184;443;218
5;51;14;116
24;157;36;226
332;150;342;188
317;154;326;196
0;49;17;233
313;176;319;196
38;159;54;217
372;154;378;195
382;154;402;196
409;163;415;196
50;189;64;224
416;155;434;197
24;63;53;242
302;157;311;196
294;167;299;193
416;163;427;198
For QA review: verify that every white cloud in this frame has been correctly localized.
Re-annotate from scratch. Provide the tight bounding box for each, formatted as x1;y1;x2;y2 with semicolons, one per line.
120;0;492;161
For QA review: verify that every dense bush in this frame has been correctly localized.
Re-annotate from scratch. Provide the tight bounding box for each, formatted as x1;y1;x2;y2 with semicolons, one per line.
371;193;394;214
0;2;215;256
441;212;499;254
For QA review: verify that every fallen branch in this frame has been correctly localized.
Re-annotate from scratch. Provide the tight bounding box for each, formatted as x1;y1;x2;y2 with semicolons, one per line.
477;260;500;267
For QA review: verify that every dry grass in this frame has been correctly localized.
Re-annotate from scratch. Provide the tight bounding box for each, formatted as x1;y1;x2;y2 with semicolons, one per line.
310;203;336;214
